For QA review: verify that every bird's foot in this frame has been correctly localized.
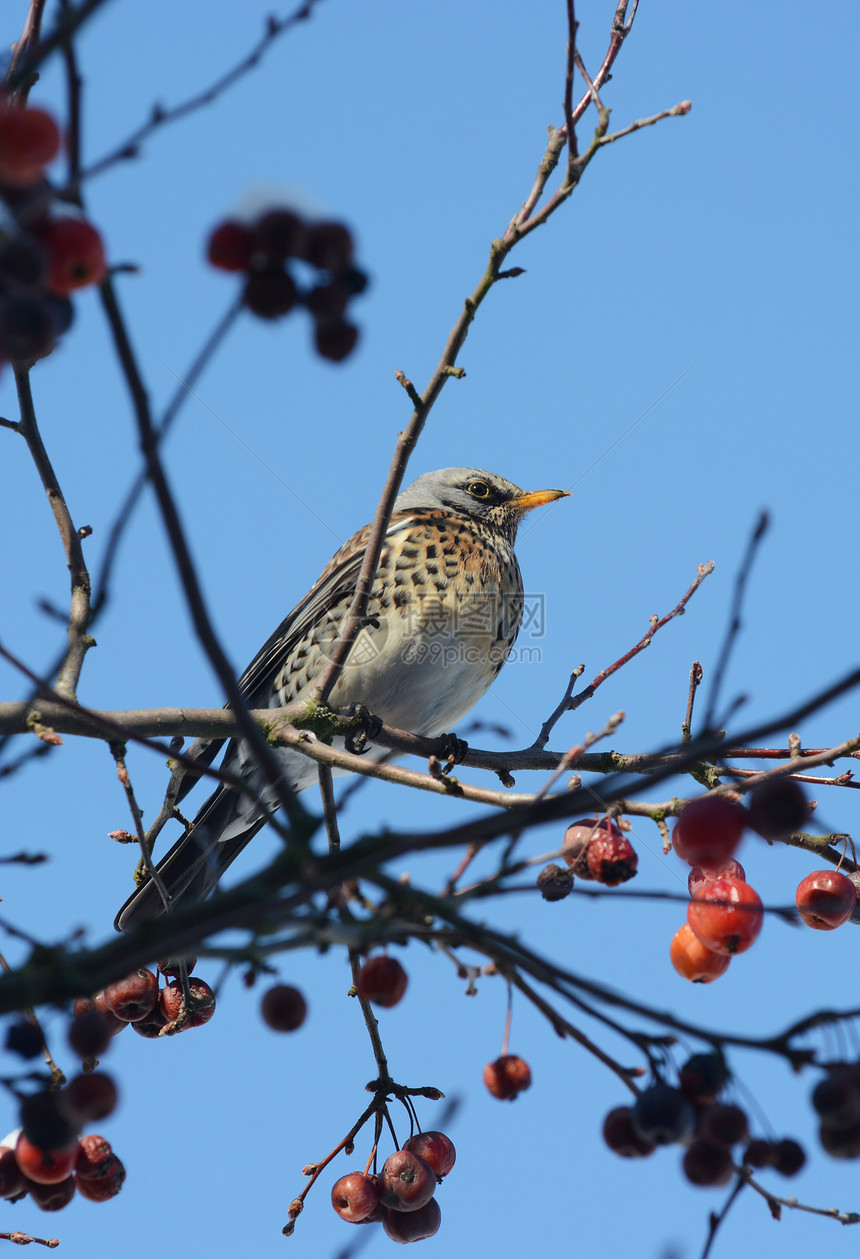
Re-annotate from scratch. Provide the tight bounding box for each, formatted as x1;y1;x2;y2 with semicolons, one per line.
437;731;468;773
341;703;383;755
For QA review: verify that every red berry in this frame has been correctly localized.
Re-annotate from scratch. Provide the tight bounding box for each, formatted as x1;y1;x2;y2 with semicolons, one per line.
403;1131;456;1178
103;968;158;1022
356;956;408;1008
27;1174;75;1212
602;1106;657;1159
75;1153;125;1201
743;1138;776;1168
687;877;764;955
688;858;746;898
306;221;354;271
699;1103;749;1147
73;995;127;1039
748;776;807;839
377;1150;436;1212
38;217;107;295
304;281;350;322
678;1052;729;1103
669;923;731;983
562;818;619;878
672;796;745;867
383;1197;441;1243
68;1009;113;1058
819;1121;860;1159
0;1146;25;1199
631;1083;695;1146
812;1067;860;1126
14;1135;77;1185
682;1138;734;1186
206;220;253;272
253;209;308;262
159;976;216;1028
130;1003;170;1038
330;1171;379;1223
482;1054;531;1101
796;869;857;930
61;1073;118;1124
586;829;638;885
242;266;297;319
0;105;60;186
773;1137;806;1176
260;984;307;1032
157;955;197;977
314;318;359;362
0;293;56;360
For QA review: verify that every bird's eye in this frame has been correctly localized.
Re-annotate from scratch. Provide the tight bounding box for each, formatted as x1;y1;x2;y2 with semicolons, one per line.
467;480;490;499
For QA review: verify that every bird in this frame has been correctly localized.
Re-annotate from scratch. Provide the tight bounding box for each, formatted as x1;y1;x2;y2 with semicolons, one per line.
115;467;569;931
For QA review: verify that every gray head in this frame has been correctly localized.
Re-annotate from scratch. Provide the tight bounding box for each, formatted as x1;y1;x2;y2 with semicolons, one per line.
395;467;569;541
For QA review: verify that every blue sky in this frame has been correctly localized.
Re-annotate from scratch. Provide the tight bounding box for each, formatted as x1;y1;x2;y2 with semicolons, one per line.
2;1;860;1256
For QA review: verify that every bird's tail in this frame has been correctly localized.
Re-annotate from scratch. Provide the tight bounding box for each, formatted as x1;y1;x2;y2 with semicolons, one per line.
113;784;268;933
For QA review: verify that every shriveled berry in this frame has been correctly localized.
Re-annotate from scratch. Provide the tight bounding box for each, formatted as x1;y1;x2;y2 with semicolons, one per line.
377;1150;436;1212
160;976;216;1028
157;955;197;978
631;1082;695;1146
356;956;407;1008
330;1171;379;1223
261;984;307;1032
748;776;807;839
602;1106;656;1159
75;1135;112;1179
0;236;47;286
586;830;638;885
537;862;573;901
562;818;617;878
130;1004;170;1038
383;1197;441;1243
482;1054;531;1101
103;968;158;1022
812;1068;860;1127
75;1153;125;1201
403;1131;456;1178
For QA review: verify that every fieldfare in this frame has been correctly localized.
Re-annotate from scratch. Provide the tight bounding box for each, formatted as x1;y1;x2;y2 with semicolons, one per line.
115;467;568;930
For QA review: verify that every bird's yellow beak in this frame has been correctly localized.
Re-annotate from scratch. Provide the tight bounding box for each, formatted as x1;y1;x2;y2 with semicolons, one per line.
510;488;570;512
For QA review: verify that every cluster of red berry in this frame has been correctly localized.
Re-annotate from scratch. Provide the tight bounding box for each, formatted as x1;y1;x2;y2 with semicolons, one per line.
538;816;639;902
671;777;857;984
603;1051;805;1187
330;1129;455;1243
0;100;106;367
207;208;368;362
0;1004;128;1213
74;960;215;1039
